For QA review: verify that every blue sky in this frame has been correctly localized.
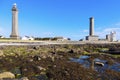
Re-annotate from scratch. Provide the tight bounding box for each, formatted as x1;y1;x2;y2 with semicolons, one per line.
0;0;120;40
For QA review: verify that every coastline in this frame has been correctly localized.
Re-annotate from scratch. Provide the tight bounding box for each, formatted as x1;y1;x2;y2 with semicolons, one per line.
0;40;120;46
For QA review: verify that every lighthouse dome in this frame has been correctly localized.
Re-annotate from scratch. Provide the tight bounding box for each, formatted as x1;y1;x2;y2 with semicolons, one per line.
12;3;18;11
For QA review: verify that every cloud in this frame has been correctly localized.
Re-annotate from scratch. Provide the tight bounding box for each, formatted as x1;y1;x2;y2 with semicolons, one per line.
42;32;54;37
103;28;120;32
0;27;3;32
0;27;5;35
95;22;120;40
83;29;89;32
115;22;120;26
70;29;89;40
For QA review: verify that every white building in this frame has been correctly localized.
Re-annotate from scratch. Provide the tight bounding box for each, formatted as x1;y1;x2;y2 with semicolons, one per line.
21;36;34;40
0;35;5;38
106;31;116;42
54;37;70;41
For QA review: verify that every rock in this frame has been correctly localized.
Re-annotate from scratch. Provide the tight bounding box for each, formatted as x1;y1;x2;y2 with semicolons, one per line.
35;74;48;80
20;77;29;80
53;65;56;68
94;58;107;66
40;53;47;59
94;62;104;66
51;52;56;54
41;55;47;59
0;72;15;79
33;46;39;50
0;50;4;57
12;67;22;78
29;59;33;62
51;56;55;62
33;55;41;61
37;66;46;71
68;49;74;53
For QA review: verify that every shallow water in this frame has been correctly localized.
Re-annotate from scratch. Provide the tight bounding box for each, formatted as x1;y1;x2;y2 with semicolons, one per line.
70;55;120;73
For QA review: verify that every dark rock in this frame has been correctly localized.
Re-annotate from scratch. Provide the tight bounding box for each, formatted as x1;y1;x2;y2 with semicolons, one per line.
51;52;56;54
68;49;74;53
33;55;41;61
46;73;53;79
33;46;39;50
35;75;48;80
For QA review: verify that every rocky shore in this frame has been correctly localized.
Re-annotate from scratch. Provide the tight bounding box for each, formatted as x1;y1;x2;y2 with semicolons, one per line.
0;44;120;80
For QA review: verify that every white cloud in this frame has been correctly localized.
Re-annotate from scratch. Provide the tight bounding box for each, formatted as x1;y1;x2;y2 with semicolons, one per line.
83;29;89;32
0;27;4;32
103;28;120;32
0;26;11;37
0;27;5;35
115;22;120;26
95;22;120;40
42;32;54;37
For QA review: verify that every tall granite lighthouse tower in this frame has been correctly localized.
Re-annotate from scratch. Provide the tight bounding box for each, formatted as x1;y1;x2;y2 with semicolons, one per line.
10;3;19;39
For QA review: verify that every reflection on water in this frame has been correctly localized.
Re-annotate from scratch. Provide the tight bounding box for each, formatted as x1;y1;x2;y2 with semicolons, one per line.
70;55;120;73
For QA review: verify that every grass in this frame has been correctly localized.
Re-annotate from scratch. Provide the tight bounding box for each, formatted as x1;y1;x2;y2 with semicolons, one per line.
111;54;120;58
0;39;41;42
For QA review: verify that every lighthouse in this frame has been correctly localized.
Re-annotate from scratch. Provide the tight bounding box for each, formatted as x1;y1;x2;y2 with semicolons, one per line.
86;17;99;41
10;3;19;39
89;17;94;36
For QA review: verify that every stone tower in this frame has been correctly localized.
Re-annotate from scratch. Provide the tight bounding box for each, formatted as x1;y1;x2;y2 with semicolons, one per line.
89;17;94;36
10;3;19;39
86;17;99;41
